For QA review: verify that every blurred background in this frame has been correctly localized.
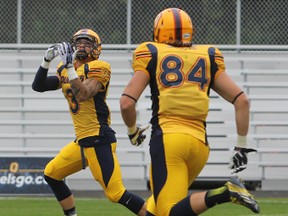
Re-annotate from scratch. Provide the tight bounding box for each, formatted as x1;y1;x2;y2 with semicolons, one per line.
1;0;288;45
0;0;288;195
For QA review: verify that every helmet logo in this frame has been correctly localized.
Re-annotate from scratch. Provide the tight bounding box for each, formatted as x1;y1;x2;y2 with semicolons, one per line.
183;33;191;39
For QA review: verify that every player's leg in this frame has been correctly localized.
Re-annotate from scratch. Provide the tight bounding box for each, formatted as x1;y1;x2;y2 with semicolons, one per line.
177;176;260;215
168;135;242;215
169;136;209;215
86;141;147;216
149;134;210;216
142;161;157;215
146;190;156;215
170;137;259;215
44;141;84;216
149;134;201;215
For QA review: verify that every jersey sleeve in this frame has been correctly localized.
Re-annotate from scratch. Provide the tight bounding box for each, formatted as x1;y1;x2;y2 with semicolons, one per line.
213;47;226;80
87;61;111;90
132;42;152;78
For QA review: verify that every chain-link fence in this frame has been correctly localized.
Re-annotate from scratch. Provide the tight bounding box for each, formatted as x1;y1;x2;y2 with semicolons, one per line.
1;0;288;45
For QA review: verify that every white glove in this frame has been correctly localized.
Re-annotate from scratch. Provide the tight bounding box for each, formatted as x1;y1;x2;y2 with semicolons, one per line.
229;147;257;174
128;125;150;146
44;44;59;62
57;42;74;68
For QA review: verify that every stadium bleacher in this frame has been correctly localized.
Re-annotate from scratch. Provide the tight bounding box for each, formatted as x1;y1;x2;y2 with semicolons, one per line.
0;48;288;191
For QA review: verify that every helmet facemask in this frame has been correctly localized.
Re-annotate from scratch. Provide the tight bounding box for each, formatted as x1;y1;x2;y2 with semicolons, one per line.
71;29;102;60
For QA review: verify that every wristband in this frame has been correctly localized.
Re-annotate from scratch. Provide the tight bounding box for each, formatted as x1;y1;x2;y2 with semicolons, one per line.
236;135;247;148
127;124;137;135
41;59;50;69
67;67;78;81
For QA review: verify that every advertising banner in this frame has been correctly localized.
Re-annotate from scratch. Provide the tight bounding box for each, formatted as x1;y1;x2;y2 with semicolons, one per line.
0;157;53;194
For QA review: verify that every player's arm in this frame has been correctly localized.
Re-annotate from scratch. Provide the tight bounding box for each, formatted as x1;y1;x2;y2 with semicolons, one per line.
32;67;60;92
121;43;151;130
69;77;103;102
32;44;61;92
212;72;256;174
120;71;149;128
120;71;150;146
120;43;152;146
212;72;250;137
209;46;249;140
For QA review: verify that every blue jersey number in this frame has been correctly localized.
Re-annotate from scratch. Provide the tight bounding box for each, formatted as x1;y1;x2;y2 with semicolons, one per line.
159;55;208;90
66;88;79;114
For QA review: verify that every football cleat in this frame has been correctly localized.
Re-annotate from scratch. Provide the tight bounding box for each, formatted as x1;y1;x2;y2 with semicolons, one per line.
225;176;260;213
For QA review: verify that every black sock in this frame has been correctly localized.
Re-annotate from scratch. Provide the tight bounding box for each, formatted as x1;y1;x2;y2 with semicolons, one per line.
170;195;197;216
204;186;230;208
63;207;76;216
118;190;145;214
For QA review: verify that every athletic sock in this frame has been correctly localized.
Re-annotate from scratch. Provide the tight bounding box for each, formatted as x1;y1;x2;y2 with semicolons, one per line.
118;190;145;214
204;185;230;208
170;195;197;216
63;207;77;216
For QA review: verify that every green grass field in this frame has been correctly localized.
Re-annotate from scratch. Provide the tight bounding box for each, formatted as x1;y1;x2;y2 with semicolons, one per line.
0;197;288;216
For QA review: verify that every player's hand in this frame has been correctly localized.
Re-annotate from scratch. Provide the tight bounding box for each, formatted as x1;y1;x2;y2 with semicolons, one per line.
128;125;150;146
229;147;257;174
44;44;59;62
57;42;74;68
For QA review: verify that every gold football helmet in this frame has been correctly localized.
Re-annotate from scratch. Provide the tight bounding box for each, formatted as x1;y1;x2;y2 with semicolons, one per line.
153;8;193;47
72;29;102;60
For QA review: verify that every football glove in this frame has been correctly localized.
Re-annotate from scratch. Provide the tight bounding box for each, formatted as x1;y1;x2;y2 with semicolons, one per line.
229;147;257;174
57;42;74;68
128;125;150;146
44;44;59;62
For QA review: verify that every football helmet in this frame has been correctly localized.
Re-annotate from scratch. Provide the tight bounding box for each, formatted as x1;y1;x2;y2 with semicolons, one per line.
71;29;102;60
153;8;193;47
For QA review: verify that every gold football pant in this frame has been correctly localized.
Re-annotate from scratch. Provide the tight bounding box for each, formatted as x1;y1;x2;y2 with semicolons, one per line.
44;140;126;202
147;133;210;216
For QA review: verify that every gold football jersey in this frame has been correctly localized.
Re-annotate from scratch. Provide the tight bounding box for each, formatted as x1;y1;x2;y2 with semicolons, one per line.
133;42;225;143
56;60;111;140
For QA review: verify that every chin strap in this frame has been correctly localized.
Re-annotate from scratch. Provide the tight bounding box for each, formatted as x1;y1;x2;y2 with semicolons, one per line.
75;52;89;60
76;51;99;61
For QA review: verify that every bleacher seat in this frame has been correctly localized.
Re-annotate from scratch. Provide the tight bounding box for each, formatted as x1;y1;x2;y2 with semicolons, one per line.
0;48;288;191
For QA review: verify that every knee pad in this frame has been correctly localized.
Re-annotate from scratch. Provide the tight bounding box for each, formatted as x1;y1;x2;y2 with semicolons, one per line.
44;175;72;201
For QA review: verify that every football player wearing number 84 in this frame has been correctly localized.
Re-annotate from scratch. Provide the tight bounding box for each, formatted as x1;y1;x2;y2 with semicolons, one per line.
32;29;147;216
120;8;260;216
